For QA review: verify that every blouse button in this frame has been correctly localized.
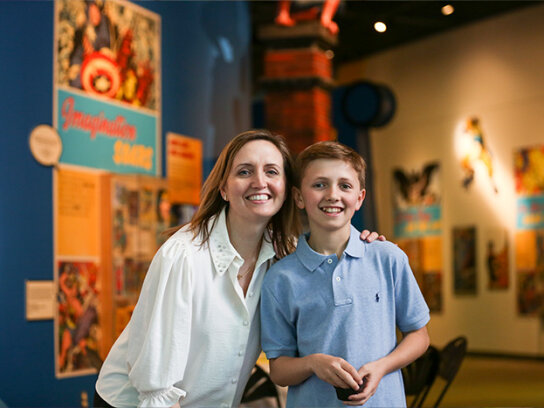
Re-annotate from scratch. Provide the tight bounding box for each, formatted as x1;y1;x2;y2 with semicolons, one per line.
243;320;249;326
335;276;341;282
327;259;333;264
231;378;238;384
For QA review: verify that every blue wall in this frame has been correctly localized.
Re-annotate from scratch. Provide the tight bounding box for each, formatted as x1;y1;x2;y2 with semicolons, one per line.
0;1;250;406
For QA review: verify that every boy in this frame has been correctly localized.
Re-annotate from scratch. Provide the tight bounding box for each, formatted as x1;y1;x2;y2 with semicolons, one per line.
260;141;430;407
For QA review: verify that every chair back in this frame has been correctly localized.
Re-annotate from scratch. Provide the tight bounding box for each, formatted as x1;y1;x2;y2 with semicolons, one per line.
241;364;282;407
432;336;468;407
403;345;440;408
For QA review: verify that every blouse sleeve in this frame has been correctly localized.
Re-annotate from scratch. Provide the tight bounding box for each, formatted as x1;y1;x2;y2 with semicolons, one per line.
126;236;193;407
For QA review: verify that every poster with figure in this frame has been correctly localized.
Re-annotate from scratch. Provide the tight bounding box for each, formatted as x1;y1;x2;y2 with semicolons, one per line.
485;228;509;290
452;226;477;295
54;0;161;175
459;117;499;193
393;163;443;312
56;259;102;377
514;145;544;317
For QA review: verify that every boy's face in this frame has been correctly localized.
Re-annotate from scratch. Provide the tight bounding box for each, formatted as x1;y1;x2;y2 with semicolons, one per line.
294;158;365;235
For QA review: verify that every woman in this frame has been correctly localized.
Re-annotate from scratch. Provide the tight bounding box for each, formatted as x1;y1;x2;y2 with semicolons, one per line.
95;130;382;408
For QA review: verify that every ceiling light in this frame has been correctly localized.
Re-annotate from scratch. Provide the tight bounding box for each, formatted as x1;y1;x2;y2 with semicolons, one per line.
374;21;387;33
442;4;454;16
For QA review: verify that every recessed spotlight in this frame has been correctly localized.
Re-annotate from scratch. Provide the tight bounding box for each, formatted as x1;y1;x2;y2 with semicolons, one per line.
442;4;454;16
374;21;387;33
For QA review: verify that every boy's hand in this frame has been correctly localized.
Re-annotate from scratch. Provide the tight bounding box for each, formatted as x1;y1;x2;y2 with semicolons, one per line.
309;353;363;391
343;360;386;406
360;230;386;242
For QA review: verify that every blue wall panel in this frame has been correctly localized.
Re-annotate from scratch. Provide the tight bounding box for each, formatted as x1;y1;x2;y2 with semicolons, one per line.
0;1;250;406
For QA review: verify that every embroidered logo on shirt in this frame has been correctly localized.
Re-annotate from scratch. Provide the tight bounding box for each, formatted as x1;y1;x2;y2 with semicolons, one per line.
375;293;380;302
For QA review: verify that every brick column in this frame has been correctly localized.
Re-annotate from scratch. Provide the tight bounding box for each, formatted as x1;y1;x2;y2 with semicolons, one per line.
258;22;337;154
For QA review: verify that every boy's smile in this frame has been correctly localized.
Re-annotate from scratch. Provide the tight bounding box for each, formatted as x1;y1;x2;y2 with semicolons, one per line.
295;158;365;239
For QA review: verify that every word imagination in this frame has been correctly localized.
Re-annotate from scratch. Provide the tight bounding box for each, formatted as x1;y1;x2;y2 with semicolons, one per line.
61;97;136;141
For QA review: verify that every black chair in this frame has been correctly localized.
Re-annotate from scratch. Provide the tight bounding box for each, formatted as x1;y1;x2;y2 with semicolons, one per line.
403;345;440;408
430;336;468;408
241;364;282;407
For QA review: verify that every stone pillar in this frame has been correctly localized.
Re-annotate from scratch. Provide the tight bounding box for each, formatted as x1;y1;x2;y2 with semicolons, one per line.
258;22;337;154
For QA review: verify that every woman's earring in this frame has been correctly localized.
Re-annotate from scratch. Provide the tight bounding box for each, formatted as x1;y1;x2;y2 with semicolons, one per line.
221;192;228;202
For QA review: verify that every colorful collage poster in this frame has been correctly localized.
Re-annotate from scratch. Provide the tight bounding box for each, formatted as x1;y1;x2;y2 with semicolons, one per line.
514;146;544;317
393;162;442;312
54;0;161;175
452;226;477;295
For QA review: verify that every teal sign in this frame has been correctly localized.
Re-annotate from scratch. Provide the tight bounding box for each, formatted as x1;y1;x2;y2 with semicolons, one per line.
394;205;441;238
56;88;158;175
517;195;544;229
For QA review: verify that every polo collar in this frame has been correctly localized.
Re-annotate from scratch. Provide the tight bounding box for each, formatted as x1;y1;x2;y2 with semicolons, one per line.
209;208;276;276
295;225;365;272
345;225;365;259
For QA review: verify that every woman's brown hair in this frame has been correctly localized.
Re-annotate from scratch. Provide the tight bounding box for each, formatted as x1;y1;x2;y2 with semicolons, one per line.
169;129;300;258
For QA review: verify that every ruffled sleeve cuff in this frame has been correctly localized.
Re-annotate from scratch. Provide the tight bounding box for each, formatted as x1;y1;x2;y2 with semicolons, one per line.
138;387;186;408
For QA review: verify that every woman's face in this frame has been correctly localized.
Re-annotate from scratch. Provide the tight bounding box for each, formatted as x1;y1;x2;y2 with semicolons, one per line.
221;140;287;227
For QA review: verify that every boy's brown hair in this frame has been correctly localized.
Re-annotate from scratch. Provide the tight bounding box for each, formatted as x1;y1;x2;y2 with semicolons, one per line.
295;141;367;189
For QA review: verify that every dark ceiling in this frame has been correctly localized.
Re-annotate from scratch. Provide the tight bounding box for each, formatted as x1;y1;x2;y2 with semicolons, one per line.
250;0;540;86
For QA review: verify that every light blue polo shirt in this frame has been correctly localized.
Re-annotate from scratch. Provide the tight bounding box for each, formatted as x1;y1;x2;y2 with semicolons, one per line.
261;225;430;408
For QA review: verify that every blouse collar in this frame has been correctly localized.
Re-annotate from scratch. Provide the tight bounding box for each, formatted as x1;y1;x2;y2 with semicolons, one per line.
209;208;276;276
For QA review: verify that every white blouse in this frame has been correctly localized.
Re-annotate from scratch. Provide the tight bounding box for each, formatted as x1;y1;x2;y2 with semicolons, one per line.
96;209;276;407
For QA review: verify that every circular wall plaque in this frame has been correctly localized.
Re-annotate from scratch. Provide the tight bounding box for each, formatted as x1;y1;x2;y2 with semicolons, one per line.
29;125;62;166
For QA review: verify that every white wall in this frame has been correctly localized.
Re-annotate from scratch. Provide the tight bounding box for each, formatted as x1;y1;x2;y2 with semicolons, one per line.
339;5;544;355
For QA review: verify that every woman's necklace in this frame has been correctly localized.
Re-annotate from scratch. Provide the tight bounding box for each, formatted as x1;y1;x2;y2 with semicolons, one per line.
236;236;263;280
237;258;257;280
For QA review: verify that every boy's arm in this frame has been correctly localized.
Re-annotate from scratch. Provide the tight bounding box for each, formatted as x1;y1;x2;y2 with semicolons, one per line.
344;326;430;406
269;354;363;390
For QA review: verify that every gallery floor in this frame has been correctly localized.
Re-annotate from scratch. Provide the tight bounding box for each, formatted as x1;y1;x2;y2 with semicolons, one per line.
421;355;544;407
257;355;544;407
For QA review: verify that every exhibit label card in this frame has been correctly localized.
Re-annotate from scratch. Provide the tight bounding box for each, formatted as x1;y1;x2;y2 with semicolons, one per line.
26;281;55;320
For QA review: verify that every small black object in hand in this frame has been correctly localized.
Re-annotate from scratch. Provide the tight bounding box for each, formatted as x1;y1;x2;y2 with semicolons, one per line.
334;378;367;401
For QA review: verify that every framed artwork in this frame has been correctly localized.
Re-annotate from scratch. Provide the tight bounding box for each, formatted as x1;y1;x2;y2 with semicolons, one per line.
452;226;477;295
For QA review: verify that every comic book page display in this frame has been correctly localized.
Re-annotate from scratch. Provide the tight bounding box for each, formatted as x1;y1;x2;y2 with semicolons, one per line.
485;228;509;290
54;0;161;175
392;163;442;312
452;226;477;295
110;176;197;339
514;145;544;317
111;175;162;338
57;260;101;377
54;166;109;378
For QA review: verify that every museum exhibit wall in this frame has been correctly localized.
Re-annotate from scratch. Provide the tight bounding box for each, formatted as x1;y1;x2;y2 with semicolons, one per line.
338;4;544;356
0;1;251;406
